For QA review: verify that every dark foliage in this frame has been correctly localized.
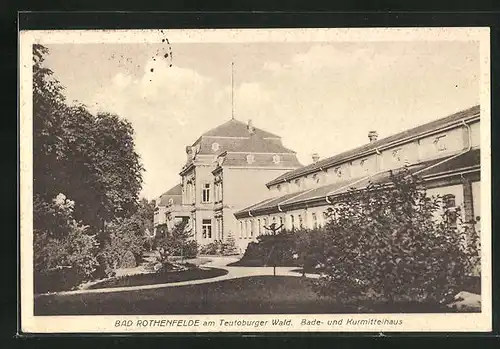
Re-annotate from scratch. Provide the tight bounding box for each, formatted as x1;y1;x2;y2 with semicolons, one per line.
315;168;480;305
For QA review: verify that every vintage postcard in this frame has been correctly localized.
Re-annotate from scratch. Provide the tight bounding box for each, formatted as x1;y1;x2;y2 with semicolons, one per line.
19;28;491;333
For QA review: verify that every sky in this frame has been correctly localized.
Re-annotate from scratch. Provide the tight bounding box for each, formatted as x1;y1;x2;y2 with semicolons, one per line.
43;40;480;200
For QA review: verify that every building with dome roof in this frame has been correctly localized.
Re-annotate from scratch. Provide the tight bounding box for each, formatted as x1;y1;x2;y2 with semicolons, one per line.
154;118;302;252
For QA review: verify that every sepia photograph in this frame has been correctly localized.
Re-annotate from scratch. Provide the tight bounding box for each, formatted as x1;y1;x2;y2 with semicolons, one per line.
19;28;491;332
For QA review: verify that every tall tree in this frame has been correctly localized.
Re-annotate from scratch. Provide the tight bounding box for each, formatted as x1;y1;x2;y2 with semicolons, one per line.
32;45;144;239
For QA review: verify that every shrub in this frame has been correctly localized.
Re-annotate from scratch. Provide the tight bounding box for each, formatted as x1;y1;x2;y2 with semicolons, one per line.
33;194;99;293
314;168;479;305
293;228;327;272
199;241;221;255
120;250;137;268
235;232;298;266
183;240;199;258
154;221;197;259
98;219;146;275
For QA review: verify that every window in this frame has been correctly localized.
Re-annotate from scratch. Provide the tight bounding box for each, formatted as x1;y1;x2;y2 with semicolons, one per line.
312;212;318;229
443;194;458;228
168;198;174;206
246;154;255;164
295;179;302;190
434;135;447;152
214;182;223;202
211;142;220;152
443;194;456;208
273;155;281;164
216;218;223;240
290;215;295;230
334;166;342;177
257;219;261;235
202;183;211;203
246;220;251;238
313;173;320;184
239;221;243;239
279;216;284;227
277;184;281;192
392;148;402;162
249;220;254;237
298;214;303;229
202;219;212;239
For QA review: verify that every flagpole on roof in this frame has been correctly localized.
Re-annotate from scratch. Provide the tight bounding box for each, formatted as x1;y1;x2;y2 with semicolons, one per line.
231;61;235;120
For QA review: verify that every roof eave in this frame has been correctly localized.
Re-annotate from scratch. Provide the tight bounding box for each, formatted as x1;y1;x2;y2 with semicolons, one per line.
265;112;480;187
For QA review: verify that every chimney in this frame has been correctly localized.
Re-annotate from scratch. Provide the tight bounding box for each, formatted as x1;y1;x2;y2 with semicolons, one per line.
247;119;255;134
368;131;378;143
312;153;320;163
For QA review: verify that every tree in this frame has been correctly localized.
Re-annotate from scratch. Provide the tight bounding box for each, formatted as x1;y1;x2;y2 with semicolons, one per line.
155;220;197;262
97;198;155;273
32;44;144;239
33;193;99;292
32;44;146;285
293;228;327;275
314;168;479;306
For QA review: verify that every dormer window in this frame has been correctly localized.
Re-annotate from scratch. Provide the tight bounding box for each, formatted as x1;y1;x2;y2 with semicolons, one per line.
392;148;402;162
294;178;302;189
434;135;447;152
246;154;255;164
277;184;282;192
313;173;321;184
211;142;220;152
272;155;281;164
334;166;342;177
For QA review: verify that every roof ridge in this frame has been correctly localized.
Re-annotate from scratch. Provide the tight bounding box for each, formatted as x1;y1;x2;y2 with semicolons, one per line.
267;105;480;186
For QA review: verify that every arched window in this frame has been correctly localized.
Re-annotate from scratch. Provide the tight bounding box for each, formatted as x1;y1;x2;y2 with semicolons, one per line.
272;155;281;164
246;154;255;164
295;179;301;190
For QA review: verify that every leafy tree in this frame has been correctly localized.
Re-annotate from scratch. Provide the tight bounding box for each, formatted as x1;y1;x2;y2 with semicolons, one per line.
314;168;479;305
32;44;146;285
293;228;327;274
97;199;155;273
32;44;144;240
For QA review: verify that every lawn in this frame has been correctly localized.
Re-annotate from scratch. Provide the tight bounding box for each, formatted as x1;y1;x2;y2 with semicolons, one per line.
88;267;228;289
34;276;463;315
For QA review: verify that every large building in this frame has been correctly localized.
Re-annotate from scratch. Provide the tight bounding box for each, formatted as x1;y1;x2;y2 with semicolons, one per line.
154;118;302;251
234;106;481;246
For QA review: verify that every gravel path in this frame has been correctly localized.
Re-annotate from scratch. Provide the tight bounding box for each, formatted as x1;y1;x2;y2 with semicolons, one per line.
35;256;320;297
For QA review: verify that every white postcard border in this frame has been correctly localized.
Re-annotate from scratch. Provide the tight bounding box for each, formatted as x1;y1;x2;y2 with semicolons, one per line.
19;27;492;333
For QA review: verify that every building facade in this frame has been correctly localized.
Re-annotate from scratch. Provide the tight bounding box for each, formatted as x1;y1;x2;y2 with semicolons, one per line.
234;106;481;249
154;118;302;251
153;184;187;233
